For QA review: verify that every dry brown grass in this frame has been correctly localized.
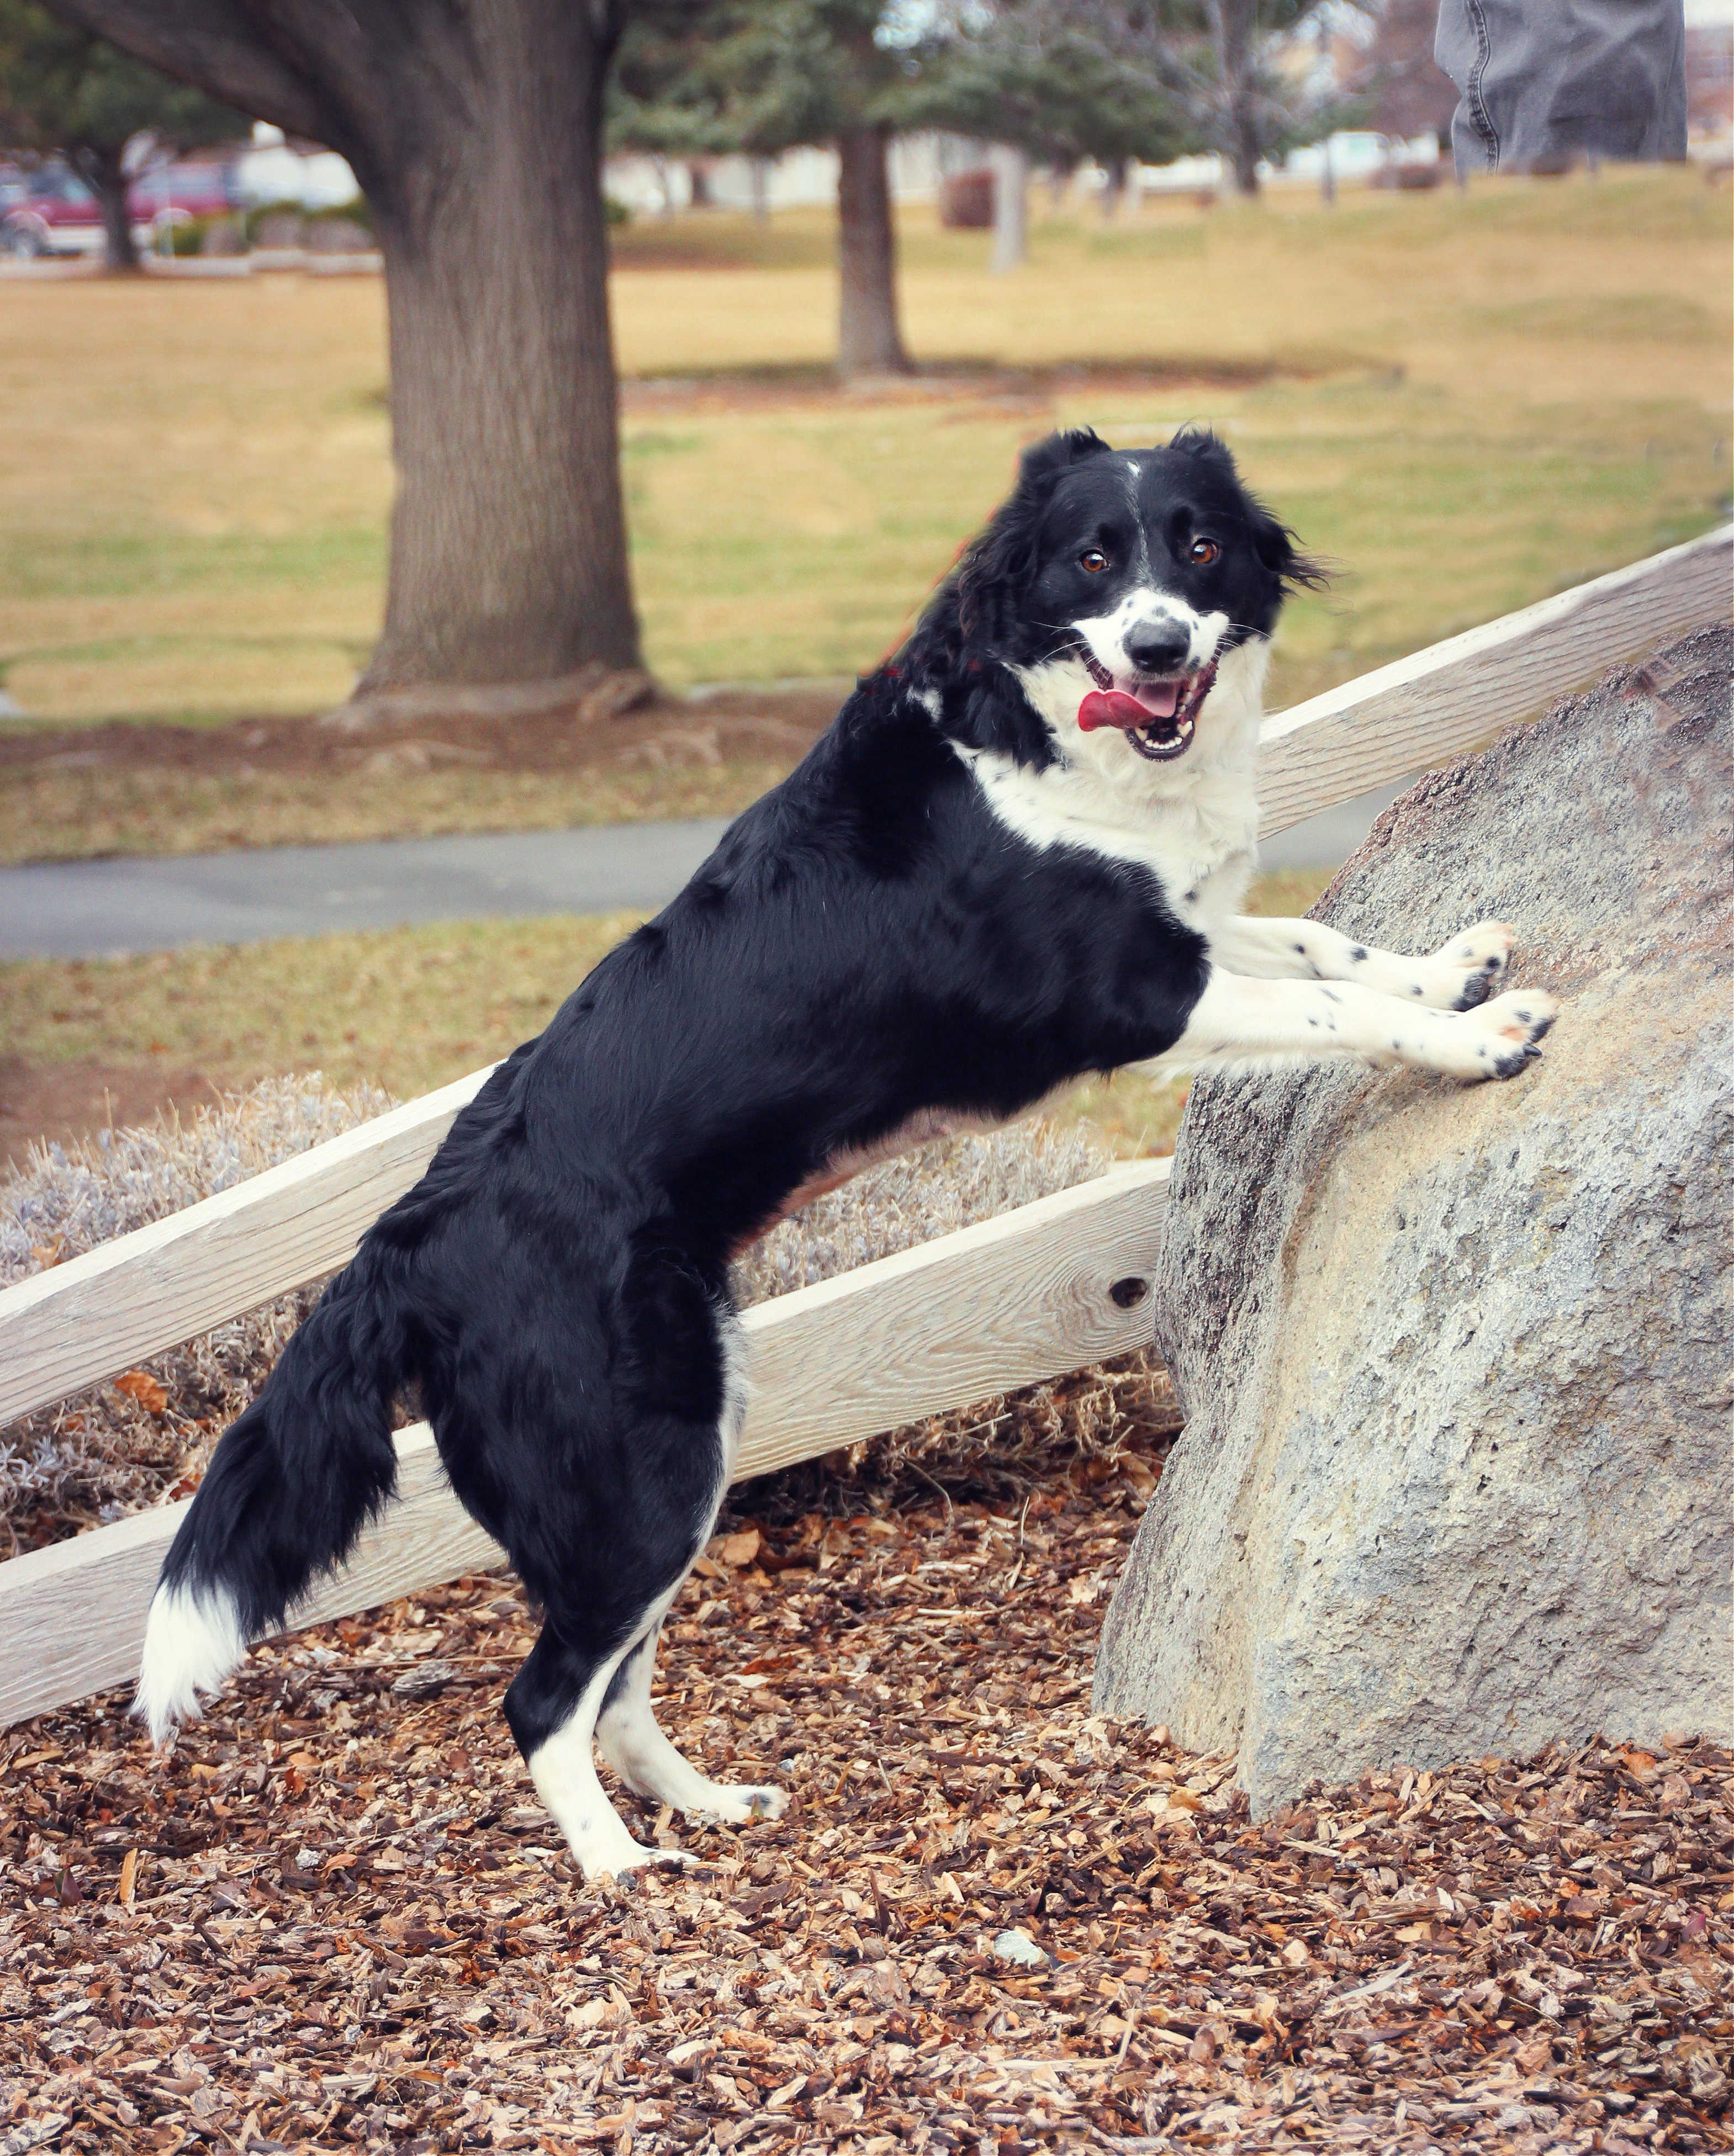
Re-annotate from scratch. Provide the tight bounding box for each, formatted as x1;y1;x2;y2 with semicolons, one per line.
1;169;1725;729
0;754;795;868
0;870;1334;1167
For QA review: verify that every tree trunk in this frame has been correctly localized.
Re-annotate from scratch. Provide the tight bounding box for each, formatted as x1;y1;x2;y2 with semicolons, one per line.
836;122;911;379
687;158;712;209
1208;0;1264;197
46;0;641;697
70;142;140;272
749;155;770;221
358;13;637;691
990;142;1027;273
1099;155;1128;221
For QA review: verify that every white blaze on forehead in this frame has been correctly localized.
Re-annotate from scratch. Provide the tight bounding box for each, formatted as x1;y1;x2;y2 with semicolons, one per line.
1122;459;1149;571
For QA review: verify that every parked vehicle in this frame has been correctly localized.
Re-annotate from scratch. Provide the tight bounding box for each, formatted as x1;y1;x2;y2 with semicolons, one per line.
3;163;101;257
3;156;242;259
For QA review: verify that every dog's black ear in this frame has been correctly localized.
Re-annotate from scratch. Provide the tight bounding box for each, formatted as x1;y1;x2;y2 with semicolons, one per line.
1016;427;1113;488
1249;502;1329;595
948;430;1113;648
1170;425;1328;596
1166;424;1238;476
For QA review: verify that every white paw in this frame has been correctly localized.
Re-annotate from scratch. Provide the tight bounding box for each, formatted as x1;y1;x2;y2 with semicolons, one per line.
590;1840;701;1883
565;1816;699;1882
1458;988;1558;1080
692;1781;789;1827
1429;919;1514;1010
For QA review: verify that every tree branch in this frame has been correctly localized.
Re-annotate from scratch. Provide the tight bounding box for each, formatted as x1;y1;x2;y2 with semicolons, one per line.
38;0;384;183
41;0;325;140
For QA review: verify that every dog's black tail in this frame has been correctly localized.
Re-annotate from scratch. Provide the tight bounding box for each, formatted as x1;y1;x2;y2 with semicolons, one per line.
135;1240;412;1741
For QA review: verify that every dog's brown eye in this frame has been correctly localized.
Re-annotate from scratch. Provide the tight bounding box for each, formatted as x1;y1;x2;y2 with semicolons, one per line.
1189;537;1221;566
1080;548;1109;573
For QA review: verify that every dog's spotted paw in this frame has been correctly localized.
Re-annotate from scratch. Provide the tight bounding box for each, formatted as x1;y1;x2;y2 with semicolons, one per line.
1464;988;1557;1079
1430;920;1514;1010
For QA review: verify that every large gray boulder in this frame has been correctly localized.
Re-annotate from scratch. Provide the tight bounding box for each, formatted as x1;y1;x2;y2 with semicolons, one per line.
1095;626;1732;1812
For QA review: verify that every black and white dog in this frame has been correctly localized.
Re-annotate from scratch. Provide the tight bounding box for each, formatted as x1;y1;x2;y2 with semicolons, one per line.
137;428;1555;1877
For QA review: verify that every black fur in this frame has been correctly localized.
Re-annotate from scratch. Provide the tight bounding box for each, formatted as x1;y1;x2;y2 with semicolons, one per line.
155;429;1304;1805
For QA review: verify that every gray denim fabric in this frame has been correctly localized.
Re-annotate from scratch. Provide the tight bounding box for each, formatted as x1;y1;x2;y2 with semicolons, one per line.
1435;0;1687;173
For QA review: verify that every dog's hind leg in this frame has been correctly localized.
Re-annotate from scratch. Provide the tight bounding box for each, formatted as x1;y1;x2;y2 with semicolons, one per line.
505;1614;692;1880
597;1622;789;1826
496;1295;784;1877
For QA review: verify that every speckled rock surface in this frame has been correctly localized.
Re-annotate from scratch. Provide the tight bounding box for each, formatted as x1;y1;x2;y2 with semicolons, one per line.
1095;626;1733;1813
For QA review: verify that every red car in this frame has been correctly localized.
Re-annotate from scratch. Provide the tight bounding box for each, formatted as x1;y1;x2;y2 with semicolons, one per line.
3;157;239;258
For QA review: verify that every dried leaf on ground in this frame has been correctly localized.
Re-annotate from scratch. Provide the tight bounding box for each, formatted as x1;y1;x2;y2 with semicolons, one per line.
2;1443;1727;2155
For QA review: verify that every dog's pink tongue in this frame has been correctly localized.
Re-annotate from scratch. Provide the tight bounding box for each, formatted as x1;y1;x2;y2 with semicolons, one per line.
1079;688;1167;733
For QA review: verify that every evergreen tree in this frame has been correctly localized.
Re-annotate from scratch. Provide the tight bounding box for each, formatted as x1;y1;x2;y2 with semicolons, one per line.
1027;0;1354;197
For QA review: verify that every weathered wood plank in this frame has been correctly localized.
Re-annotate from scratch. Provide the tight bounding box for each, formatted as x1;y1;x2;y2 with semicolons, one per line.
0;1159;1169;1728
0;1065;496;1430
3;528;1724;1427
736;1157;1168;1477
1256;522;1731;837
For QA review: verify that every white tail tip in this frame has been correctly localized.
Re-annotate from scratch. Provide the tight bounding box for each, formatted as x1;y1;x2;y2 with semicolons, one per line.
134;1581;247;1744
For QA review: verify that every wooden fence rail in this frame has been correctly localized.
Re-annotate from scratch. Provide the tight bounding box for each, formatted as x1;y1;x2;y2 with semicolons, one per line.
0;1161;1167;1727
1253;522;1731;835
0;522;1727;1728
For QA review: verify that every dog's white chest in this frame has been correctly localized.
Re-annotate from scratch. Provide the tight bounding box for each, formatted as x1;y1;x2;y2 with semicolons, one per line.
954;742;1259;931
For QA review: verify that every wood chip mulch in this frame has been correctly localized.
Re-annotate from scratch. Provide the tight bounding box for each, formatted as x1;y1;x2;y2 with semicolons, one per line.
2;1439;1729;2156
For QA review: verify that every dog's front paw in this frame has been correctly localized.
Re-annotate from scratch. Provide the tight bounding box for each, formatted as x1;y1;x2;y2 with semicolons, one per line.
1430;920;1514;1010
1462;988;1557;1079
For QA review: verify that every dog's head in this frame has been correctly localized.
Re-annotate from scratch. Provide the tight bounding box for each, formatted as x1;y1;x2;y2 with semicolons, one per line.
919;427;1318;774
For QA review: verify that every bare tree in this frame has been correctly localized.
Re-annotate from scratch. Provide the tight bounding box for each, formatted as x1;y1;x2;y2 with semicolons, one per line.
1357;0;1457;149
39;0;642;707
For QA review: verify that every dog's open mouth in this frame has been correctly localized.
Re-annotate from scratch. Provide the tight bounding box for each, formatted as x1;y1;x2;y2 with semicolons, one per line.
1076;656;1217;761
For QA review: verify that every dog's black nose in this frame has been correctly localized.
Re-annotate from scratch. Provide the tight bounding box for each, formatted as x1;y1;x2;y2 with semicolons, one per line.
1124;629;1191;676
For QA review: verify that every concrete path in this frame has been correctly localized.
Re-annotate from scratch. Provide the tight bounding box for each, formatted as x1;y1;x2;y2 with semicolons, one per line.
0;783;1409;962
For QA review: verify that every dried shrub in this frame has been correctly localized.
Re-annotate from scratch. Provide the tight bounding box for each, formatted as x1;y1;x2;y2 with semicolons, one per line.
2;1088;1166;1554
729;1124;1178;1519
0;1076;392;1553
